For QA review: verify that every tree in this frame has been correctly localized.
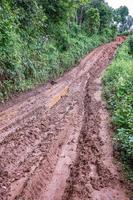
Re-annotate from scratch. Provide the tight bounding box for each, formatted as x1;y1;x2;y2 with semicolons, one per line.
114;6;129;32
76;0;91;26
87;8;100;34
117;6;129;24
91;0;113;32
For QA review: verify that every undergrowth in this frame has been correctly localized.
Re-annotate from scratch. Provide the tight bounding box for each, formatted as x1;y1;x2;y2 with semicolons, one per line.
103;40;133;181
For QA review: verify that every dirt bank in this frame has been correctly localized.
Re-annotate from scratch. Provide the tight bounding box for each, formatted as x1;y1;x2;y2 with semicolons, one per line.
0;37;129;200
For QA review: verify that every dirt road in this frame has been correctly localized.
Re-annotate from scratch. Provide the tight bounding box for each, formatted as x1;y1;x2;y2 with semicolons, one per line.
0;37;129;200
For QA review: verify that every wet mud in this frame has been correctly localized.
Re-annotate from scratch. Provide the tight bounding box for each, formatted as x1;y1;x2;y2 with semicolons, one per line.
0;37;129;200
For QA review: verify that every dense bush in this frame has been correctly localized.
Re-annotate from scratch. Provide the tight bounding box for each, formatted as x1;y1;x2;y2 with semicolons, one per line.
101;25;117;41
103;43;133;180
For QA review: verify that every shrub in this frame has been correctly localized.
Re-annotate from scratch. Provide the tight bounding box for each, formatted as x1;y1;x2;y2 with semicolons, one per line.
101;25;117;42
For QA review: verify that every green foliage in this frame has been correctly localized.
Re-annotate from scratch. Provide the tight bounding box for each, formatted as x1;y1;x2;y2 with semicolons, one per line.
87;8;100;34
60;34;103;69
40;0;89;24
103;43;133;180
128;35;133;55
0;3;23;80
99;2;112;31
101;25;117;41
117;6;129;24
91;0;113;31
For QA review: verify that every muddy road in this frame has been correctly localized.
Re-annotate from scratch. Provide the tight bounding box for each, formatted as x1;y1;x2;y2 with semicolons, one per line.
0;37;129;200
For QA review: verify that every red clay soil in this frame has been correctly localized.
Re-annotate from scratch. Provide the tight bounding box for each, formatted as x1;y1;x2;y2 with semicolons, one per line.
0;37;131;200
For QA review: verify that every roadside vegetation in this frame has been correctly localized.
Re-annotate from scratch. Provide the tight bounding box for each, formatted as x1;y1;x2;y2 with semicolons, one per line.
0;0;133;101
103;36;133;180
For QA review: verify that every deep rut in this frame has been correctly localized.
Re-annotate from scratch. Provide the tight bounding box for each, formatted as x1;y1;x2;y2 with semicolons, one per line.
0;37;129;200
